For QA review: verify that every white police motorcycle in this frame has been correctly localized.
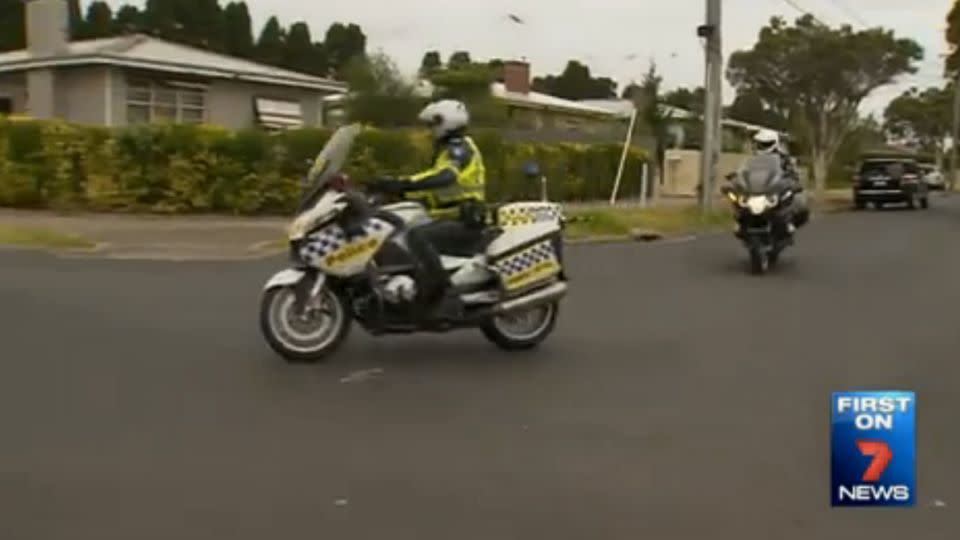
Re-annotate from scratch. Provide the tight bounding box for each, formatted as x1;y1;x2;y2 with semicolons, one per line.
259;124;569;362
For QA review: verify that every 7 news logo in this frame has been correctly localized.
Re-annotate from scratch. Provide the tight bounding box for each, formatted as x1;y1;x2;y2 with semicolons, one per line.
831;391;916;507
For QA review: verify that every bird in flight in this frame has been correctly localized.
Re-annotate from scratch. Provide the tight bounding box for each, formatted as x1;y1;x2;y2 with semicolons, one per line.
507;14;525;24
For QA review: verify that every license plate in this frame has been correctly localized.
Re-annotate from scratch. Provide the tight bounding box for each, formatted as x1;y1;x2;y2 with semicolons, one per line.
872;180;888;187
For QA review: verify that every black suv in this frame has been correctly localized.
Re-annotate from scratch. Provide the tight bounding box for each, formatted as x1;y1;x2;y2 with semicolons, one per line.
853;157;929;210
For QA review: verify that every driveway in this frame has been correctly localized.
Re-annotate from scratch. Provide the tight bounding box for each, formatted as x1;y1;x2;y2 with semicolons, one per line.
1;199;958;539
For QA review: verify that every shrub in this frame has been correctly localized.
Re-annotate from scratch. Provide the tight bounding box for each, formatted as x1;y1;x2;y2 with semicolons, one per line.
0;118;648;215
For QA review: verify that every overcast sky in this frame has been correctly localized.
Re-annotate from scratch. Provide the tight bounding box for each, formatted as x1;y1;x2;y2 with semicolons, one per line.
107;0;955;115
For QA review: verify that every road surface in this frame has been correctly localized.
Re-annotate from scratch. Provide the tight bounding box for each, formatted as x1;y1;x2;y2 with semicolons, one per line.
2;200;959;539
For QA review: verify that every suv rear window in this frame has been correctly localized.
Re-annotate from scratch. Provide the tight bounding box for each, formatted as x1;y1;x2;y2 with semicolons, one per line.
859;160;918;177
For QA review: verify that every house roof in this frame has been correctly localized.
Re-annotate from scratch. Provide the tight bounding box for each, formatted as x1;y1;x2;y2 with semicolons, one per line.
0;34;347;92
577;98;785;135
489;83;620;117
578;98;694;120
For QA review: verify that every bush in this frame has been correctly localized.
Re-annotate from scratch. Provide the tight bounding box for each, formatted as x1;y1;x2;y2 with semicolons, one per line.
0;118;648;215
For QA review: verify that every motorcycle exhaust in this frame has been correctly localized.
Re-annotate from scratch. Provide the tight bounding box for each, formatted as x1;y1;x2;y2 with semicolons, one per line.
492;281;568;316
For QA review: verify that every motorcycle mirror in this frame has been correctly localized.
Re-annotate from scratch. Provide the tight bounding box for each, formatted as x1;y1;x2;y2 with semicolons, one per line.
523;160;541;180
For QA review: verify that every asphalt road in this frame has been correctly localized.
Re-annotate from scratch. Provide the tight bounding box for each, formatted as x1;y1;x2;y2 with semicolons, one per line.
3;199;960;539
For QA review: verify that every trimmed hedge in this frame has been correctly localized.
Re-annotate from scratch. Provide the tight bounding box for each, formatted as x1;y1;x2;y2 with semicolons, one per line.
0;118;649;215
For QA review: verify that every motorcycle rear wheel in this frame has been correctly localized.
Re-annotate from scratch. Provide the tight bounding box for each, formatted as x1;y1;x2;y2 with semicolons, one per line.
481;302;559;351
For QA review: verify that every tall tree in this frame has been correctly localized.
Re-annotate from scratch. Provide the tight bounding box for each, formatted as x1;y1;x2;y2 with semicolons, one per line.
83;1;115;40
727;15;922;193
946;1;960;74
631;62;674;193
532;60;617;100
884;85;953;155
67;0;83;38
725;89;787;130
662;86;706;116
419;50;442;77
221;1;255;58
114;5;143;34
0;0;25;51
344;52;423;127
255;16;286;67
324;22;366;77
448;51;472;69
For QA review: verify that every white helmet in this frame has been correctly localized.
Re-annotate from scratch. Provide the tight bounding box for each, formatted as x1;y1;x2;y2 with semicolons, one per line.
753;129;780;154
417;99;469;140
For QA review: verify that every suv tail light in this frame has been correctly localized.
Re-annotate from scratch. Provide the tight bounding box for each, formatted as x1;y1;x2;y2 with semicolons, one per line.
902;173;918;183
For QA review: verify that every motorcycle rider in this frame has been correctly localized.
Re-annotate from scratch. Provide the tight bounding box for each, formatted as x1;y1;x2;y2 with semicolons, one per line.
750;129;809;234
369;99;486;322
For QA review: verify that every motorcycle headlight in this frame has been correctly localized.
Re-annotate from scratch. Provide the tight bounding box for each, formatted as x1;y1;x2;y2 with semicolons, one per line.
766;194;779;206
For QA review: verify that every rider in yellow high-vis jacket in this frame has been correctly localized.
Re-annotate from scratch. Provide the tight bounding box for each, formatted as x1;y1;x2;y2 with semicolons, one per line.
370;99;487;322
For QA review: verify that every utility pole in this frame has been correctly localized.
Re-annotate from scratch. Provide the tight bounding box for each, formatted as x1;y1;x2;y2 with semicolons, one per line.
697;0;722;212
951;71;960;192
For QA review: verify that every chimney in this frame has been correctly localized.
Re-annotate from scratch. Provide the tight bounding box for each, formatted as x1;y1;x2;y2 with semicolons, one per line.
26;0;70;57
24;0;69;120
502;60;530;94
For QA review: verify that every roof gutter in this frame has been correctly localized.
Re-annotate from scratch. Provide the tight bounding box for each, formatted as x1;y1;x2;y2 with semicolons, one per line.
0;55;347;93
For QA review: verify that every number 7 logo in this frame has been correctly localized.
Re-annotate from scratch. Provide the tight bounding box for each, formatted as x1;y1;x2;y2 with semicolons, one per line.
857;440;893;482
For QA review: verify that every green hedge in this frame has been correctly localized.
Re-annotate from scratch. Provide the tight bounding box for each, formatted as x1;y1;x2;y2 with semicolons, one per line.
0;118;649;214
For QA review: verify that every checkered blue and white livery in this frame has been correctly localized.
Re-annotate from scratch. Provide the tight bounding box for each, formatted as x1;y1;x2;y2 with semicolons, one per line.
299;218;392;267
493;240;557;278
496;202;564;227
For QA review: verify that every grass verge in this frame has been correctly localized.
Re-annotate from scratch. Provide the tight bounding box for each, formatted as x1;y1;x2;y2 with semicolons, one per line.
564;205;733;240
0;225;96;249
564;190;853;241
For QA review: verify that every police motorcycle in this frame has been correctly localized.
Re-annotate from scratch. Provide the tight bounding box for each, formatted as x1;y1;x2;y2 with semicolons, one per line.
259;124;569;363
720;153;800;275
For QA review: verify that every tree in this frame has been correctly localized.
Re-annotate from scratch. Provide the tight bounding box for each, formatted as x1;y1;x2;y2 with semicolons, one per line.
448;51;472;69
532;60;617;100
628;62;675;195
0;0;26;51
343;52;424;127
324;22;366;78
946;1;960;74
67;0;83;38
727;15;922;193
254;16;286;67
83;1;115;40
221;1;255;58
662;86;706;116
114;5;143;34
429;62;506;126
419;50;442;77
884;85;953;155
284;21;317;74
725;89;787;131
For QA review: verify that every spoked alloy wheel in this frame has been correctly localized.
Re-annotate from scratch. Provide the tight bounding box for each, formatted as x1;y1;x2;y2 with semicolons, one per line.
481;302;559;351
260;285;351;363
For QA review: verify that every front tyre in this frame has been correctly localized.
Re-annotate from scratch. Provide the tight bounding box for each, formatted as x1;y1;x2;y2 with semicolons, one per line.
481;302;559;351
749;247;769;275
259;285;352;363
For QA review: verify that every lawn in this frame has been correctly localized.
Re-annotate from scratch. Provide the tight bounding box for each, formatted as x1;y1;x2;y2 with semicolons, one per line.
0;225;96;249
563;191;852;240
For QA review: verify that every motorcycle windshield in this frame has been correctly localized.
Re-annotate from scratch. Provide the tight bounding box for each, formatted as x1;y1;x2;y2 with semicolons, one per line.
297;123;362;213
736;154;785;195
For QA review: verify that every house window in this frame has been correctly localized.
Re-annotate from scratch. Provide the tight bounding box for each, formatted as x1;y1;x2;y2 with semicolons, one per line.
254;98;304;131
126;78;206;125
0;97;12;115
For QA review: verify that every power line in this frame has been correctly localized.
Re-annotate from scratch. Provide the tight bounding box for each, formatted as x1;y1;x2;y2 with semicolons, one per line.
780;0;830;27
822;0;869;28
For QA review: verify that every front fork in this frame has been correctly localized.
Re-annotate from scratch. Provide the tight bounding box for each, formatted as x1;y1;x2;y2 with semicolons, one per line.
291;268;323;316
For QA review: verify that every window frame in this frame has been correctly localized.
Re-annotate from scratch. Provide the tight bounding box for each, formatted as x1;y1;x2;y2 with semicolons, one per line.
126;77;207;125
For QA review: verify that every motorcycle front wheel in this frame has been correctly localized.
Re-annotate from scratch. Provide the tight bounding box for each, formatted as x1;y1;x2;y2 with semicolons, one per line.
259;285;352;363
748;246;770;275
